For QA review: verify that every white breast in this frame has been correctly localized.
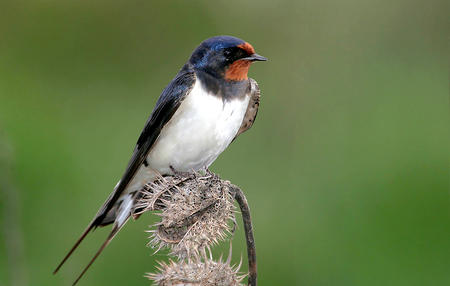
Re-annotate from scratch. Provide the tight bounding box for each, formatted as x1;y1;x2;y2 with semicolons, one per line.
146;79;250;174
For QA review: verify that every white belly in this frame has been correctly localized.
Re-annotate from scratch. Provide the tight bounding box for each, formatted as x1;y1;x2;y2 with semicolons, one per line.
112;79;249;212
146;79;250;174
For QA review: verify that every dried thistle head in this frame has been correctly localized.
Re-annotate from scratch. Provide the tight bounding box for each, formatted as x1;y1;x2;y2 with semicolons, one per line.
147;257;245;286
137;171;236;259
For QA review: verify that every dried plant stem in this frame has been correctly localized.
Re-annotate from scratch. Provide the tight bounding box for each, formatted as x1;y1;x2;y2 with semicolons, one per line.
143;173;257;286
229;185;257;286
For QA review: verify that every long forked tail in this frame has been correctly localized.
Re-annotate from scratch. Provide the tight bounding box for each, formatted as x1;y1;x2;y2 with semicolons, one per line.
53;220;96;275
54;192;134;285
71;216;130;285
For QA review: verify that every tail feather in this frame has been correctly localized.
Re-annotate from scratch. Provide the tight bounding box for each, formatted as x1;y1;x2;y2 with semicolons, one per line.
72;216;130;286
54;190;135;285
53;192;115;274
53;220;96;274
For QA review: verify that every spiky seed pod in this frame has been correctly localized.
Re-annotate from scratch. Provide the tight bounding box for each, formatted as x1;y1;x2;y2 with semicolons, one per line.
146;258;245;286
136;171;236;259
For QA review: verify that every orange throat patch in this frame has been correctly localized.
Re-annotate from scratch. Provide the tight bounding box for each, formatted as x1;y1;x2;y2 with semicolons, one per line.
225;60;251;81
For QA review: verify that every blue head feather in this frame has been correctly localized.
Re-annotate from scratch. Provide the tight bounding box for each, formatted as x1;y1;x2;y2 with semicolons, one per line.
189;35;245;69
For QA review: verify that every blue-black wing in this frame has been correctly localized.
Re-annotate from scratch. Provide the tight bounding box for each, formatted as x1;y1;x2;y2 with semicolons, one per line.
54;64;196;278
94;64;196;226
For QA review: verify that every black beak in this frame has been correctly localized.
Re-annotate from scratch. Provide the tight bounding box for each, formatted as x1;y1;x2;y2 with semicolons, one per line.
242;53;268;62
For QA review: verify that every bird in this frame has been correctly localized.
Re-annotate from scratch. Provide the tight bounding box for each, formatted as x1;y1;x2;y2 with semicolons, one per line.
53;35;266;285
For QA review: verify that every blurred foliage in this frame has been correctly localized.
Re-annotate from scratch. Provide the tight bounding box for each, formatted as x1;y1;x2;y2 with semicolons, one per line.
0;0;448;285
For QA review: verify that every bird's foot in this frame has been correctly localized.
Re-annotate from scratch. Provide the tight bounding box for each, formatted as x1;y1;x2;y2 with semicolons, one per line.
197;168;208;176
196;168;216;180
169;165;194;179
169;166;214;180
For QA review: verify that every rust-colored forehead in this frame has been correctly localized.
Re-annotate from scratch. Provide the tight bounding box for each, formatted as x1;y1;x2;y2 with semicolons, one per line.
238;42;255;55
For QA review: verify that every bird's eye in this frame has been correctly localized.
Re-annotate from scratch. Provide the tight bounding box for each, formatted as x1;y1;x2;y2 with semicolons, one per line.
224;49;232;58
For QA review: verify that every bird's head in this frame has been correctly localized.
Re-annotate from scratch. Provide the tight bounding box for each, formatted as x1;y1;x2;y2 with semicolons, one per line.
189;35;267;82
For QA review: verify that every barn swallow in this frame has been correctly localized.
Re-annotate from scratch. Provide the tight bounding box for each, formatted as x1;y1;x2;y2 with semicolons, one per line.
54;35;266;284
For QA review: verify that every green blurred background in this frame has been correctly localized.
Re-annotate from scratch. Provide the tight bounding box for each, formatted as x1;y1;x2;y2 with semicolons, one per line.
0;0;448;285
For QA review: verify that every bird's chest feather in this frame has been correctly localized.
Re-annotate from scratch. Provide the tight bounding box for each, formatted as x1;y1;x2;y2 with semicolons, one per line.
147;80;250;173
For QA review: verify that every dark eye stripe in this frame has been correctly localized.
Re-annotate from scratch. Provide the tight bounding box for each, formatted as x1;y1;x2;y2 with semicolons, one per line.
224;47;247;62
